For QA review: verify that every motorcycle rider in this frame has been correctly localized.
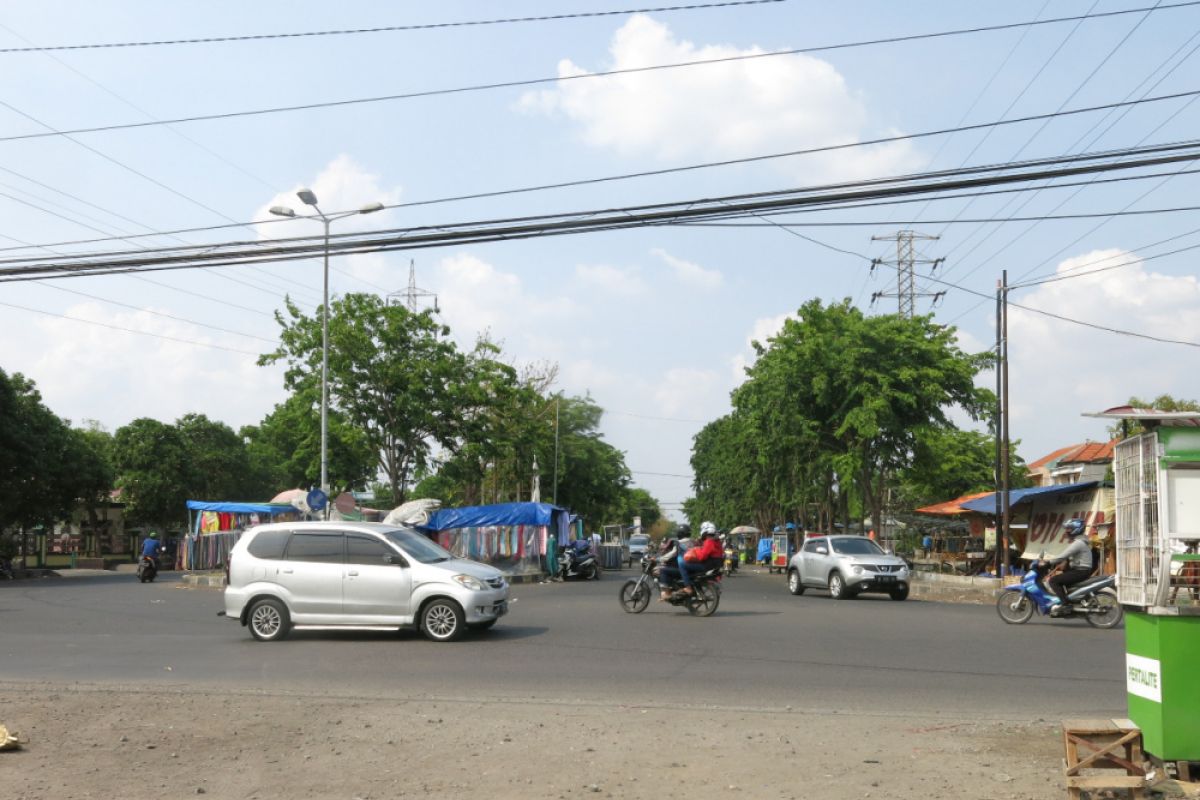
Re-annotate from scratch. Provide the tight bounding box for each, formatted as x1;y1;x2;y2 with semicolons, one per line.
657;523;692;600
141;531;162;564
1045;519;1093;610
679;522;725;593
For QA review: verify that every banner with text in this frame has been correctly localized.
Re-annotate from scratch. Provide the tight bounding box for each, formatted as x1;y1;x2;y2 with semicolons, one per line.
1022;486;1115;560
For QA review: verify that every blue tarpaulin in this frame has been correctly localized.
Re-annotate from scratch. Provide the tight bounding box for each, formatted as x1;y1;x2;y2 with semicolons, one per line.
959;481;1101;514
421;502;567;531
186;500;295;515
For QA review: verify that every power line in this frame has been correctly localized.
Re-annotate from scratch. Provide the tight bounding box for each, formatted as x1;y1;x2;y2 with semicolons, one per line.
676;203;1200;226
3;87;1199;260
5;138;1200;280
4;5;1198;143
0;1;785;53
0;299;265;355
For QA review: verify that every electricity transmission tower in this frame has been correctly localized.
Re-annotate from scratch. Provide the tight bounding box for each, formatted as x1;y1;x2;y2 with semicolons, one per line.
387;260;439;312
869;230;945;317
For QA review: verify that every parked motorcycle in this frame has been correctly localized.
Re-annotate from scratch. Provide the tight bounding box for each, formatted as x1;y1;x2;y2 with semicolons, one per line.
560;540;599;581
619;555;721;616
996;560;1122;629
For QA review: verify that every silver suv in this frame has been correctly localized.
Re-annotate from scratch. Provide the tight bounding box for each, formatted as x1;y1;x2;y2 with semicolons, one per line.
786;535;910;601
223;521;509;642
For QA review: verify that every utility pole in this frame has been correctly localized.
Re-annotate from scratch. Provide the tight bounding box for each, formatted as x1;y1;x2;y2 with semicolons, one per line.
993;271;1011;577
869;230;945;317
387;260;439;312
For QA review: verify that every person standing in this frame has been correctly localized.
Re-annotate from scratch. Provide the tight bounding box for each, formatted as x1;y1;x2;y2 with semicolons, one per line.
921;533;933;559
544;532;559;583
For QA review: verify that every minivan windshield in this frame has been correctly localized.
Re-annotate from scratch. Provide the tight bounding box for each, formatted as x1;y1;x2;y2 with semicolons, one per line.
384;528;455;564
629;535;650;546
831;538;885;556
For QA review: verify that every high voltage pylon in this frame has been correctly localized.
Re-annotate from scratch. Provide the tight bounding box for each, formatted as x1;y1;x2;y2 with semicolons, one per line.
869;230;945;317
387;259;438;312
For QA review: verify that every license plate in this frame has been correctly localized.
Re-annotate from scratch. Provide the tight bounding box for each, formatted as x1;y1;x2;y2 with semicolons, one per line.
875;575;896;583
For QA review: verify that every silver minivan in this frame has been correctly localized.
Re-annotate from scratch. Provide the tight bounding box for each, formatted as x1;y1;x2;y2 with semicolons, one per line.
223;521;509;642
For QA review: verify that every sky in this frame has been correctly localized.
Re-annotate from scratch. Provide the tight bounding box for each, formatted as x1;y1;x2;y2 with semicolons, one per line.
2;0;1199;519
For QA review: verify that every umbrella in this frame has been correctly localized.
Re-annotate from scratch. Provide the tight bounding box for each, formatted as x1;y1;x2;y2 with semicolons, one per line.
269;489;305;504
730;525;759;534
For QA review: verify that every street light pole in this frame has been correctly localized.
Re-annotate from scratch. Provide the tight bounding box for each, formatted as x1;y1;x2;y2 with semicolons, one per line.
270;191;384;499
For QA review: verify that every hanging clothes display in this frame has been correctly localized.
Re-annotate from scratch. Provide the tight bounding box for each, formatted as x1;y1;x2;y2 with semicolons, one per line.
418;502;571;578
180;500;299;571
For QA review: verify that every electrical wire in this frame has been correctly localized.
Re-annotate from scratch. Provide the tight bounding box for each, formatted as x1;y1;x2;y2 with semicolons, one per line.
5;140;1199;283
674;203;1200;226
0;1;786;53
4;4;1199;143
3;87;1199;260
0;298;266;355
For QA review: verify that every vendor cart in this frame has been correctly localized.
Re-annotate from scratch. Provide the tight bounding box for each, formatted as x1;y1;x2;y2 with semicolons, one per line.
769;530;790;574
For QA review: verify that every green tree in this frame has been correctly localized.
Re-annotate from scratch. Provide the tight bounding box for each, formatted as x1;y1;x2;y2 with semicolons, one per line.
699;300;993;534
897;427;1030;510
261;294;473;502
1109;394;1200;439
113;418;191;530
241;388;375;495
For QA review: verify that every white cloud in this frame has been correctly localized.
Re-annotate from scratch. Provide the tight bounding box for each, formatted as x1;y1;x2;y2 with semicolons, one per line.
253;154;402;240
652;248;722;290
519;15;920;181
653;366;723;418
13;300;285;431
1006;249;1200;456
730;311;793;384
575;263;647;296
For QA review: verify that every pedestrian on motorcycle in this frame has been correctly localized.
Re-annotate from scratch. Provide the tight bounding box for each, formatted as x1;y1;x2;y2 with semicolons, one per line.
657;524;692;600
1045;519;1092;607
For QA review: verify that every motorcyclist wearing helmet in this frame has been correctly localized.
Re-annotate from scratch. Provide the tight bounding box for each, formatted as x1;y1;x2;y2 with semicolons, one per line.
657;523;691;600
1045;519;1093;606
141;531;162;560
678;521;725;593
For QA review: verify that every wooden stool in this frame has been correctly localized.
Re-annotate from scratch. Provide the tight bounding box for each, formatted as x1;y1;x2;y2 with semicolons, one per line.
1062;719;1148;799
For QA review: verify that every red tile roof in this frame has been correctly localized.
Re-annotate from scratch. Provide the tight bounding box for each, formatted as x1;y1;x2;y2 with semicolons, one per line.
915;490;994;516
1027;444;1082;472
1058;439;1117;464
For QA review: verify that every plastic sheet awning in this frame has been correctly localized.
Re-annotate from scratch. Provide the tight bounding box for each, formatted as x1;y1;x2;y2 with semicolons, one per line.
186;500;296;515
421;502;567;531
959;481;1101;515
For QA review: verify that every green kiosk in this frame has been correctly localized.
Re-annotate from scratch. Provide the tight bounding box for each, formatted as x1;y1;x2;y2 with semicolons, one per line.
1092;406;1200;765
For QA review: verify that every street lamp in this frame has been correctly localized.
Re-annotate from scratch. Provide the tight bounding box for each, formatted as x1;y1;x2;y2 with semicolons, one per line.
270;189;384;497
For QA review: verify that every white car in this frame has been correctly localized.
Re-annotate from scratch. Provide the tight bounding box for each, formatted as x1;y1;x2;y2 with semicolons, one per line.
223;521;509;642
786;535;910;601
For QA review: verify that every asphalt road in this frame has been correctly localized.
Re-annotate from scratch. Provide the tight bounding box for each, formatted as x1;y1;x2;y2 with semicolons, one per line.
0;568;1127;719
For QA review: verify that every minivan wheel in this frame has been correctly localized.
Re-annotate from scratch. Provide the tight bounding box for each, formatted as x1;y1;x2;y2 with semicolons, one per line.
787;569;806;596
248;598;290;642
421;599;465;642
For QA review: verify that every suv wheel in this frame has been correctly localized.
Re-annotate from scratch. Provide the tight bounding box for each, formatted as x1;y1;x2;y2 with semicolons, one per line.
421;598;465;642
828;572;850;600
787;569;806;596
248;598;290;642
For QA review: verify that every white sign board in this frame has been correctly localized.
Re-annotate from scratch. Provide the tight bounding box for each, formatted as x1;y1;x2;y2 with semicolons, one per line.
1125;653;1163;703
1022;487;1115;560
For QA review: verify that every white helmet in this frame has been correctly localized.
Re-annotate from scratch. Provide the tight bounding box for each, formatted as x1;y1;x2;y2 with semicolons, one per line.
700;521;718;536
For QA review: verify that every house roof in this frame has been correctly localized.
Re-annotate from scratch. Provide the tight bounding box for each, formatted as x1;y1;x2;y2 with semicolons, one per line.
1058;439;1117;464
1027;444;1082;472
960;481;1102;514
915;490;994;516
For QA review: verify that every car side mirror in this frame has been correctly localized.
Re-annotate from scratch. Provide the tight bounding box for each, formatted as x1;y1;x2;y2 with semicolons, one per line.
816;547;828;555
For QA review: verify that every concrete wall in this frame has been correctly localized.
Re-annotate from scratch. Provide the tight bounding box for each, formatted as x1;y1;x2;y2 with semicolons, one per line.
909;571;1004;605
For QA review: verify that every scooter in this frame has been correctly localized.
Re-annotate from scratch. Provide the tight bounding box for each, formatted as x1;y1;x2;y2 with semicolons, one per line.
137;548;163;583
559;541;599;581
722;541;738;576
995;559;1123;629
619;554;721;617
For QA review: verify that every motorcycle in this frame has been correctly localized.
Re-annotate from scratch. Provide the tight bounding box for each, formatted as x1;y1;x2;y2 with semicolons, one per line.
995;559;1123;629
722;541;738;576
559;541;599;581
137;550;162;583
619;554;721;617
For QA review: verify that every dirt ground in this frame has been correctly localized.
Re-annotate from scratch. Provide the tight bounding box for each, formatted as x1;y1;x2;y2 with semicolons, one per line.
1;682;1085;800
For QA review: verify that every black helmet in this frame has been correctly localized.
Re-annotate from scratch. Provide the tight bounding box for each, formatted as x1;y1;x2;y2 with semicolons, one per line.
676;523;691;538
1063;519;1086;537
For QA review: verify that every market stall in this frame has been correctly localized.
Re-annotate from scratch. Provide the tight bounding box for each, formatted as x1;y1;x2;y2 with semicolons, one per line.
419;502;571;578
180;500;300;571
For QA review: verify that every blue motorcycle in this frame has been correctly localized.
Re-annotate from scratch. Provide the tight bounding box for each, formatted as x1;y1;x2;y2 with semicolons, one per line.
995;560;1122;629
